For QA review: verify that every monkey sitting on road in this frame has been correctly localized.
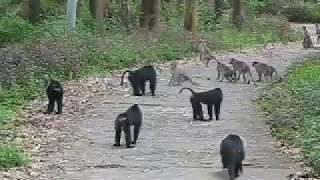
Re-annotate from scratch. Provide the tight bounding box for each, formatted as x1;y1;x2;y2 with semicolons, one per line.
198;40;212;67
252;61;281;82
208;56;235;82
229;58;257;86
120;65;157;96
114;104;143;148
179;87;223;121
302;26;314;48
45;79;64;114
168;62;199;86
220;134;245;180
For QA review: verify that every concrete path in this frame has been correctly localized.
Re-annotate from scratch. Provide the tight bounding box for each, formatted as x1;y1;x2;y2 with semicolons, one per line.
48;27;320;180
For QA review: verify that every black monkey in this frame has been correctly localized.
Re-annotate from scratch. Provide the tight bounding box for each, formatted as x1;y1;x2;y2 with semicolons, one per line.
120;65;157;96
220;134;245;180
114;104;143;148
179;87;223;121
46;79;64;114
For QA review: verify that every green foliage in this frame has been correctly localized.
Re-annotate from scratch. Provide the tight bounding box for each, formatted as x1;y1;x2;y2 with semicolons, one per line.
0;145;29;168
283;4;320;23
0;15;33;45
258;60;320;175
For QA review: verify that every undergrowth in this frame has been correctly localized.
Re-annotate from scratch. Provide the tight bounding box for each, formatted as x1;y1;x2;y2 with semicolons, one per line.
257;60;320;175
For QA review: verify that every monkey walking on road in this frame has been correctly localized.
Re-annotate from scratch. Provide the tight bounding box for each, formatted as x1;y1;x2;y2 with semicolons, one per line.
179;87;223;122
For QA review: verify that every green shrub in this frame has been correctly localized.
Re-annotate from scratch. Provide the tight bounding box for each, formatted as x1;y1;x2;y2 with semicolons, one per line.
283;4;320;23
258;60;320;175
0;145;29;168
0;15;33;45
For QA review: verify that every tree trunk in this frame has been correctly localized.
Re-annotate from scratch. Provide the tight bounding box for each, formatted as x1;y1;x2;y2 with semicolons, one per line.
184;0;197;33
90;0;109;18
214;0;224;20
271;0;281;15
25;0;40;24
140;0;161;31
89;0;96;18
66;0;78;32
96;0;106;34
121;0;130;31
232;0;245;30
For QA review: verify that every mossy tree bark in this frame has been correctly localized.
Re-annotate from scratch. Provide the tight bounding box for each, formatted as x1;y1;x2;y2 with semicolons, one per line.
184;0;197;33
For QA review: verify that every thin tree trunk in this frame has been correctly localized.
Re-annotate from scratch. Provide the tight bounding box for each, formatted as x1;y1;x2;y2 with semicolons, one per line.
150;0;161;31
140;0;161;31
25;0;40;24
66;0;78;32
90;0;109;18
214;0;224;20
271;0;281;15
96;0;105;34
232;0;245;30
121;0;130;31
184;0;197;33
89;0;96;18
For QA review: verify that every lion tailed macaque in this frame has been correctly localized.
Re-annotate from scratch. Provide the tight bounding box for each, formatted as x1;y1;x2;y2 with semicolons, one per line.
220;134;245;180
252;61;281;82
114;104;143;148
179;87;223;121
229;58;257;86
120;65;157;96
302;26;313;48
168;62;199;86
45;79;64;114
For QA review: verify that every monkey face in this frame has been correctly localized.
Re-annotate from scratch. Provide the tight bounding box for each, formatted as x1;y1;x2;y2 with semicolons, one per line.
252;61;258;67
229;58;235;64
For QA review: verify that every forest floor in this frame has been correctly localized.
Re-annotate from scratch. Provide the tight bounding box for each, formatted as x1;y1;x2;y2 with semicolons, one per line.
2;24;320;180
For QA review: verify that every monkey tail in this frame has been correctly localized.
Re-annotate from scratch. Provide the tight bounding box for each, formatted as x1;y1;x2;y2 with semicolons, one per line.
120;70;132;86
179;87;196;94
207;55;218;66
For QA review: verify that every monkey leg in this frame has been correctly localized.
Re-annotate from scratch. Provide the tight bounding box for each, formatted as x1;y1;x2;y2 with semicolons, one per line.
256;73;262;82
56;96;63;114
124;125;133;148
207;104;213;120
216;71;221;80
47;98;55;114
198;104;204;120
149;79;156;96
191;102;199;120
132;126;140;144
113;130;122;146
242;73;247;83
236;71;241;82
228;165;236;180
140;81;146;95
214;103;221;120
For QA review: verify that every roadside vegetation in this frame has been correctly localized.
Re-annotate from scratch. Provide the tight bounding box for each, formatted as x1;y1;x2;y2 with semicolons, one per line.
258;60;320;175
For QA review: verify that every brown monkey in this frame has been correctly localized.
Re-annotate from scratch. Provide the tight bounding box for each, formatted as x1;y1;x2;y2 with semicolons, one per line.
229;58;257;86
252;61;281;82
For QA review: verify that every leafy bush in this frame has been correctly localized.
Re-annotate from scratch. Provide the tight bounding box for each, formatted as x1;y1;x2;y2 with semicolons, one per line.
0;145;29;168
0;16;33;45
283;4;320;23
258;60;320;175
